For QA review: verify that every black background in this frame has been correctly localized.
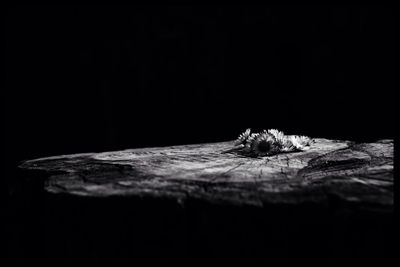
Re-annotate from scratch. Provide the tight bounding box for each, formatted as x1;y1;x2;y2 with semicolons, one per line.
3;4;396;264
3;4;396;164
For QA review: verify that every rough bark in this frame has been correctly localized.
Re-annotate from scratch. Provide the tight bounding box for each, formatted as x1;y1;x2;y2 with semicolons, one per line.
19;138;393;210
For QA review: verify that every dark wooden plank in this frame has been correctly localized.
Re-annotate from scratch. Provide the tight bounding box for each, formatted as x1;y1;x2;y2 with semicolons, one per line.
19;138;393;209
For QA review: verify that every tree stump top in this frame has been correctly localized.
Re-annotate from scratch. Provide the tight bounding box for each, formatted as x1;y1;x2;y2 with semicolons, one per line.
19;138;393;210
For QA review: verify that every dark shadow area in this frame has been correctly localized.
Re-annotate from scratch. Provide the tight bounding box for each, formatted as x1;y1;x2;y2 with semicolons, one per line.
8;168;394;264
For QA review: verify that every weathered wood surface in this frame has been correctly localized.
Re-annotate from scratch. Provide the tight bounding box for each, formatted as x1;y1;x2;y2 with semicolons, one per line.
19;138;393;209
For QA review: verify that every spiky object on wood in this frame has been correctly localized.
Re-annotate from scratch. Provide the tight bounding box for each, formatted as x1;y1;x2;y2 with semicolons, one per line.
229;129;314;157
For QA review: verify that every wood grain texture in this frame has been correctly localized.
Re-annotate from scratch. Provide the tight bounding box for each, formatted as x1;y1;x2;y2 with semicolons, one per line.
19;138;393;209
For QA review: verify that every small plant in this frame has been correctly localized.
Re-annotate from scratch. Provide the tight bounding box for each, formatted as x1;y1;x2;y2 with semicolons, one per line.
227;128;314;157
